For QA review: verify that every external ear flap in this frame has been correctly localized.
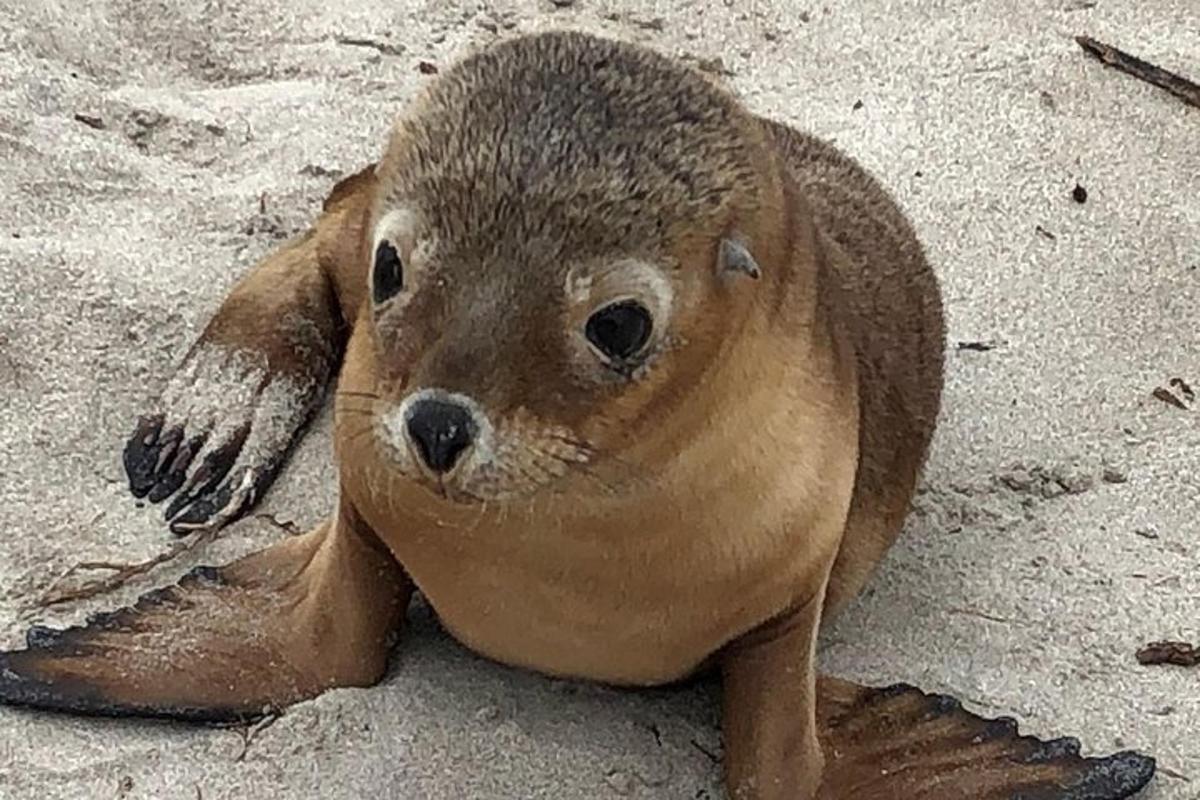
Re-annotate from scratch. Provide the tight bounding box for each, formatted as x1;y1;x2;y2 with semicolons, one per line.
719;237;761;280
322;162;378;214
316;163;379;322
815;677;1156;800
0;512;411;722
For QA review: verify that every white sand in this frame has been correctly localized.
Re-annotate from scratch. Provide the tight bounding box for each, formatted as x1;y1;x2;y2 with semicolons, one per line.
0;0;1197;797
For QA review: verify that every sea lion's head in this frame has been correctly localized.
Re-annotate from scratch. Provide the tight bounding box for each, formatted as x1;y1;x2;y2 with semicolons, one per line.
354;31;792;503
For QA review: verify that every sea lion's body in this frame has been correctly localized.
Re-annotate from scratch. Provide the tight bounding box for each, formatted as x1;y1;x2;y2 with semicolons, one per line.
328;117;942;687
341;283;857;687
0;30;1156;800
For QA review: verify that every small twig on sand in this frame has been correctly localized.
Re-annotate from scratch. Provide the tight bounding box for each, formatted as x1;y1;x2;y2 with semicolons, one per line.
1157;765;1192;783
335;35;405;57
254;512;302;536
1137;640;1199;667
1076;35;1200;109
1152;386;1189;410
234;712;281;762
946;606;1019;625
33;527;222;609
691;738;720;764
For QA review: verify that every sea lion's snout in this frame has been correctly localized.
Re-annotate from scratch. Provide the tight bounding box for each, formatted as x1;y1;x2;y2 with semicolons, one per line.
373;383;597;501
404;396;477;474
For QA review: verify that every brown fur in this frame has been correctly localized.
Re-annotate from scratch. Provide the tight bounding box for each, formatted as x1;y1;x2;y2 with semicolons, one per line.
0;30;1154;800
761;119;946;613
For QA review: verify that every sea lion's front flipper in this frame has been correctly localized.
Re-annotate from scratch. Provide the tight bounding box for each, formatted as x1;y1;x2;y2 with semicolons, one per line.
0;508;411;722
815;677;1156;800
123;164;378;536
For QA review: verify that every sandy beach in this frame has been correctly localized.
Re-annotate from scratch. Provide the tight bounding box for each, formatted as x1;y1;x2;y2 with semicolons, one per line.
0;0;1197;797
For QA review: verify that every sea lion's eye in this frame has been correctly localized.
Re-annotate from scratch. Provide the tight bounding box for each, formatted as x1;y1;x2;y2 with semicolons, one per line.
586;300;652;362
372;240;404;303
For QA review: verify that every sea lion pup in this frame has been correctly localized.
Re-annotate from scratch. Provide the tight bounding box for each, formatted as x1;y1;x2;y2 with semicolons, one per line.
0;30;1154;800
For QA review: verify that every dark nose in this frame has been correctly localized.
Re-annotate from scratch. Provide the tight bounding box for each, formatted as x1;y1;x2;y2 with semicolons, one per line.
405;398;477;474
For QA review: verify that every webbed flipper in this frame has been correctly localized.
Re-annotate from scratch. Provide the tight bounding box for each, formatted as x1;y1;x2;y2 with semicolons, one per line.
815;677;1155;800
123;165;379;535
0;510;410;722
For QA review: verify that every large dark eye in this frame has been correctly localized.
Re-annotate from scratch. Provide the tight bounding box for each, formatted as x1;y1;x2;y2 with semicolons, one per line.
372;240;404;304
585;300;653;362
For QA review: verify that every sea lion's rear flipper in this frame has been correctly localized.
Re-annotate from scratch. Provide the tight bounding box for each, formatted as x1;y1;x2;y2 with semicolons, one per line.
122;164;378;536
0;511;410;721
815;677;1156;799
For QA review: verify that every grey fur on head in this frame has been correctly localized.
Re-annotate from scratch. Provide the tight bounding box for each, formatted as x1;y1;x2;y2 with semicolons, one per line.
380;30;764;265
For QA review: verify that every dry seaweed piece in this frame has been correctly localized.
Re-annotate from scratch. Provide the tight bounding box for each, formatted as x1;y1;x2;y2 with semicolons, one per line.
1136;641;1199;667
73;113;106;130
1151;386;1188;410
1169;377;1195;402
1076;35;1200;109
335;35;404;57
34;525;222;609
956;340;1001;352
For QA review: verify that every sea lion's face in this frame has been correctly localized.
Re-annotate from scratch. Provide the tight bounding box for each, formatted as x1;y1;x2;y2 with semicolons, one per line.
343;32;773;504
356;202;766;504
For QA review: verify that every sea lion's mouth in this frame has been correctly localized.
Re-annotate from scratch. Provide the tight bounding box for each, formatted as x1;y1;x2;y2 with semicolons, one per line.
402;470;488;505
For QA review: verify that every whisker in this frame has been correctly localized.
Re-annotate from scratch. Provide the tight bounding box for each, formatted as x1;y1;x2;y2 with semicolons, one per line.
336;397;380;410
337;389;383;400
548;456;622;495
345;425;378;446
455;485;488;505
465;498;491;535
334;407;375;417
555;447;649;495
546;433;595;451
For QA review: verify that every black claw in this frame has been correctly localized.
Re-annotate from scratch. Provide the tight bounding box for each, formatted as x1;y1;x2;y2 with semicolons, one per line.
164;429;248;520
168;502;216;534
147;434;206;504
145;472;183;503
164;485;199;522
146;473;184;504
167;489;226;535
153;426;184;471
123;415;165;498
168;458;280;536
163;489;193;521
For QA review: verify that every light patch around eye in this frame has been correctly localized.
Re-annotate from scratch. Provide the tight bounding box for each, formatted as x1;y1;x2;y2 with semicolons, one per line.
371;208;420;259
565;258;675;380
370;207;430;311
566;258;675;324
